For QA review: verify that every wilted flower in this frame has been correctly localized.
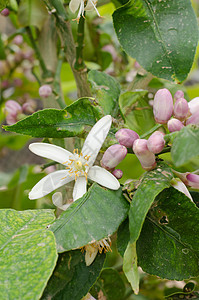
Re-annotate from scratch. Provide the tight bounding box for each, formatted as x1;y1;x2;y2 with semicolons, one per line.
101;144;127;171
29;115;120;201
153;88;173;124
84;237;112;266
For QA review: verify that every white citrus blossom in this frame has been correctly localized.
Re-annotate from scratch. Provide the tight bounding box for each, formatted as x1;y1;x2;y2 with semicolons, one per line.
29;115;120;201
69;0;100;22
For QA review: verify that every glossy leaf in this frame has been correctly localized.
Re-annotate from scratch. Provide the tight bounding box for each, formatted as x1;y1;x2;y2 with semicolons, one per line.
119;91;155;135
88;70;120;117
129;162;173;244
42;250;105;300
0;209;58;299
137;187;199;280
113;0;198;82
171;126;199;167
3;98;101;138
117;217;129;257
18;0;48;30
50;183;129;252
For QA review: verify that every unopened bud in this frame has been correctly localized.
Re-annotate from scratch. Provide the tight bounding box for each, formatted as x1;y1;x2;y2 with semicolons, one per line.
147;131;165;154
167;118;184;132
188;97;199;115
101;144;127;170
133;139;156;171
112;169;123;179
174;98;189;120
5;100;22;116
115;128;139;148
1;8;10;16
153;88;173;124
174;90;184;100
39;84;52;98
22;100;36;114
186;173;199;189
13;35;23;45
186;112;199;126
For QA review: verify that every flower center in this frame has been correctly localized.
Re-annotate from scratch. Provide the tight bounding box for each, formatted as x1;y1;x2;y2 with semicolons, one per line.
63;149;90;180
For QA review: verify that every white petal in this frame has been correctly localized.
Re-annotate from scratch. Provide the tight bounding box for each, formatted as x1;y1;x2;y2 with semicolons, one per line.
69;0;81;13
171;178;193;202
52;192;71;211
29;170;75;200
188;97;199;114
73;176;87;201
81;115;112;167
88;166;120;190
29;143;72;165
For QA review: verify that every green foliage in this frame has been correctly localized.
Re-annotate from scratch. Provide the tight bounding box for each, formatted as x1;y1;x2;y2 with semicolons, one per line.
113;0;198;82
0;0;8;10
4;99;101;138
42;250;105;300
0;209;57;299
50;184;129;252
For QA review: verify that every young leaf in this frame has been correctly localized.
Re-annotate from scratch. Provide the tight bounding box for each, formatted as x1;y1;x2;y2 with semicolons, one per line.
137;187;199;280
113;0;198;82
0;209;58;299
42;250;105;300
171;125;199;167
3;98;101;138
129;162;173;244
50;183;129;252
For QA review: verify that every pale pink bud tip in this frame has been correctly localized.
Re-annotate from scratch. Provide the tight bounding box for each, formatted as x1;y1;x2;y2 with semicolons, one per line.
101;144;127;170
147;131;165;154
153;88;173;124
174;98;189;120
13;35;23;45
5;100;22;116
39;85;52;98
188;97;199;115
1;8;10;16
115;128;139;148
186;112;199;126
167;118;184;133
174;90;184;100
112;169;123;179
186;173;199;189
133;139;156;171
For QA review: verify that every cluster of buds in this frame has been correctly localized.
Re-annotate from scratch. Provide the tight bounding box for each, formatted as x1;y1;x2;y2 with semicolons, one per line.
153;88;199;133
4;99;36;125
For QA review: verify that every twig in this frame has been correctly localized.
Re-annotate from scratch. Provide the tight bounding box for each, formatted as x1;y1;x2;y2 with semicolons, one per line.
74;15;86;71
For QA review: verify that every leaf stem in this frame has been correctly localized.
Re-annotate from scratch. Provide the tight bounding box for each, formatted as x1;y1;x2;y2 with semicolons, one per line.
74;15;86;71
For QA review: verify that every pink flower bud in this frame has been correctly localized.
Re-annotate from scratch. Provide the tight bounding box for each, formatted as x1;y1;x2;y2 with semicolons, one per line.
101;144;127;170
133;139;156;171
22;100;36;114
5;100;22;117
6;114;17;125
174;98;189;120
174;90;184;100
186;173;199;189
13;35;23;46
112;169;123;179
115;128;139;148
167;118;184;132
153;88;173;124
147;131;165;154
188;97;199;115
39;85;52;98
13;78;23;87
186;112;199;126
1;8;10;16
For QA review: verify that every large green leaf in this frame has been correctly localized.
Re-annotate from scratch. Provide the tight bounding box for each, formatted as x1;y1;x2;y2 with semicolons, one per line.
129;162;173;244
42;250;105;300
3;98;101;138
18;0;48;30
88;70;120;117
137;187;199;280
113;0;198;82
0;209;58;299
50;183;129;252
171;126;199;167
119;91;155;135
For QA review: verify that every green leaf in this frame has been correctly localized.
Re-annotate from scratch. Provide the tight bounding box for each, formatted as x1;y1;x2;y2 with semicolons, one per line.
18;0;48;30
50;184;129;252
137;187;199;280
123;242;139;295
90;268;126;300
0;34;6;60
88;70;120;117
0;0;8;10
3;98;101;138
119;91;155;135
117;217;130;257
129;162;173;244
42;250;105;300
113;0;198;82
171;126;199;167
0;209;58;299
